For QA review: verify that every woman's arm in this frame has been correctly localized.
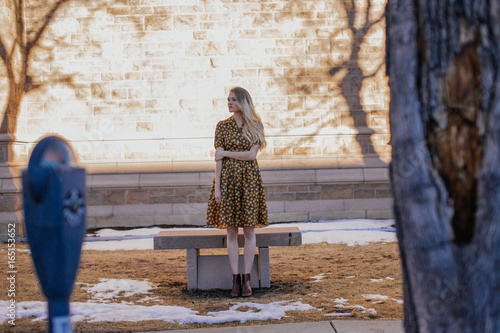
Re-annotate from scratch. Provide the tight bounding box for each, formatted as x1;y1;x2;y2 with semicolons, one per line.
214;159;222;204
215;145;260;161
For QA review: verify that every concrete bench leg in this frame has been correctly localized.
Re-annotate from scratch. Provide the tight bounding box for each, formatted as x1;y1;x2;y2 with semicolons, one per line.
258;247;270;288
196;254;259;290
187;249;199;290
186;248;271;290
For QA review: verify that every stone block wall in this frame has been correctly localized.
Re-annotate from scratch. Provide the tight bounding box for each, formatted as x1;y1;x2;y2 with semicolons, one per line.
0;0;392;236
84;166;393;230
10;0;389;166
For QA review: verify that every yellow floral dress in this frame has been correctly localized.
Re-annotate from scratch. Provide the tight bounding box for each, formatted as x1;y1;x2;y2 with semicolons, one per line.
206;116;268;229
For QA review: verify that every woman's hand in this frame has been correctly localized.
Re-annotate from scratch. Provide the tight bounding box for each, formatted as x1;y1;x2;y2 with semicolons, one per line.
215;186;221;204
215;147;225;161
248;144;260;160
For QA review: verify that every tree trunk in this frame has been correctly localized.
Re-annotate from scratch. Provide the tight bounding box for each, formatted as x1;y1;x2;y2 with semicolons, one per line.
0;0;69;162
0;0;25;137
387;1;500;332
0;80;23;136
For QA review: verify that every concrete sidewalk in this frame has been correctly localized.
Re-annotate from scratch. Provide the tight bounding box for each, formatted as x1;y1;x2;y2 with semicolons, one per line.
138;320;403;333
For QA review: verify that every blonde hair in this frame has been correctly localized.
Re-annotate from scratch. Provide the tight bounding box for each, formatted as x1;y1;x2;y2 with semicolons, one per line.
230;87;266;149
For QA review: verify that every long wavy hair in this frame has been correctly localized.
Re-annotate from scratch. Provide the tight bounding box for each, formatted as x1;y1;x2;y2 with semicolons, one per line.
230;87;266;149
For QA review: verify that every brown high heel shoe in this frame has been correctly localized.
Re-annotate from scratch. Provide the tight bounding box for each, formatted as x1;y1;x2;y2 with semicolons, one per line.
231;274;241;297
241;273;252;297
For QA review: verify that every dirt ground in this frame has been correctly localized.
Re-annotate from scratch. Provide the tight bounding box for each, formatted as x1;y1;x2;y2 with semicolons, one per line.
1;241;403;332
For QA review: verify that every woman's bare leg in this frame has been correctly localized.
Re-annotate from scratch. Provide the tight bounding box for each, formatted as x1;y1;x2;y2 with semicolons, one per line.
243;227;256;274
226;226;240;275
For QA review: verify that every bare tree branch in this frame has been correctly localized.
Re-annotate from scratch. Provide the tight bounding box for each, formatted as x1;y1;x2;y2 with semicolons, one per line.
25;0;69;53
344;0;357;33
14;0;24;54
0;37;6;65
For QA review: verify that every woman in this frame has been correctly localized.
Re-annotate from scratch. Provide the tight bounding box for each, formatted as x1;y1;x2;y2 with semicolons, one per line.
206;87;268;297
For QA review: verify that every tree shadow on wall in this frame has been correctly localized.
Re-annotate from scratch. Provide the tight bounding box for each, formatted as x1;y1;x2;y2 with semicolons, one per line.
0;0;142;161
0;0;71;137
329;0;386;165
266;0;388;166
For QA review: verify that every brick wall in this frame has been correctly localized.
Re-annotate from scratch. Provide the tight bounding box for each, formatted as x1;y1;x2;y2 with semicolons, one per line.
0;0;392;236
12;0;389;167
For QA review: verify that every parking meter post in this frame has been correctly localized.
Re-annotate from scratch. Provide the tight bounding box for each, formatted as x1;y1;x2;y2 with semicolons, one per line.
48;300;71;333
22;136;86;333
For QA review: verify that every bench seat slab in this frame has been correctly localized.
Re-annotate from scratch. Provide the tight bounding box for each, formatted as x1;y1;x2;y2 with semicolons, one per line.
154;227;302;250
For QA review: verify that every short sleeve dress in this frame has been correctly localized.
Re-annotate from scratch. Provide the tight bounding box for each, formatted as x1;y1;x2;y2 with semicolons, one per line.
206;116;268;229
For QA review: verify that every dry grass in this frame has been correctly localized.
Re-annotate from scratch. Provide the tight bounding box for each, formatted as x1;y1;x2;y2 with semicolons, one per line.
1;241;403;332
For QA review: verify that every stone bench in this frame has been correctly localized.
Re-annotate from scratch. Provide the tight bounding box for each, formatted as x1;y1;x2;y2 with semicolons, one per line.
154;227;302;290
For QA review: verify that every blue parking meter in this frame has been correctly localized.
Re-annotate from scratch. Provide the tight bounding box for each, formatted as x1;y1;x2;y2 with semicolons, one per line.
22;136;86;333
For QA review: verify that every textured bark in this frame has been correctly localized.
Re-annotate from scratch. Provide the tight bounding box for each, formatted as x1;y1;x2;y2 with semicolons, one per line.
387;0;500;332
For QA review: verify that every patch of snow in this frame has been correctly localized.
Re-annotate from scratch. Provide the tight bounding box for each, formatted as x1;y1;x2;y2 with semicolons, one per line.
272;219;396;246
361;294;389;300
82;279;153;303
310;273;331;283
206;301;317;323
370;277;395;283
325;312;351;317
349;305;367;310
0;300;318;325
137;296;161;303
328;303;377;316
334;298;349;304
